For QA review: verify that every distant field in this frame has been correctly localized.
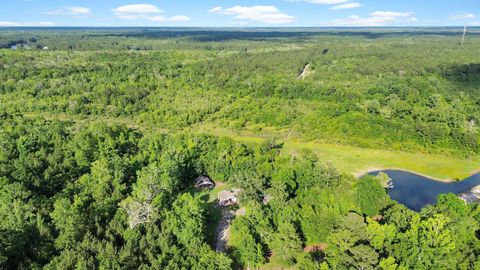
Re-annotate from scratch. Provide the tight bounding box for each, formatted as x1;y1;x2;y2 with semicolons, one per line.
6;28;480;181
193;124;479;181
24;111;479;181
284;140;478;181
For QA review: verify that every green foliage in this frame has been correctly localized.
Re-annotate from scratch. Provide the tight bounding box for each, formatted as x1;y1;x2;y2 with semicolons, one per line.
366;217;396;251
356;175;389;216
166;193;206;247
270;222;303;266
1;28;480;269
1;29;480;157
436;193;469;217
392;214;456;269
229;217;265;269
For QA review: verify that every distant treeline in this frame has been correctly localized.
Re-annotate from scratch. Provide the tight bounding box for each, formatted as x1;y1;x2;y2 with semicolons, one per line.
1;30;479;155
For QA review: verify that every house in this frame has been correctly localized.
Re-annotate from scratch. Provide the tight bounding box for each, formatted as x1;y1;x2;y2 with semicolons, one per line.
218;189;240;206
195;175;215;189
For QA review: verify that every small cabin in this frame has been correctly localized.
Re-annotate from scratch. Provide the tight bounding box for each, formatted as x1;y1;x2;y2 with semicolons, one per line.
195;175;215;189
218;189;240;206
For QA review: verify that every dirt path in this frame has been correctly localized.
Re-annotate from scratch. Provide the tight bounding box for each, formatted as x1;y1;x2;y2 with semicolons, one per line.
215;209;235;252
214;206;246;253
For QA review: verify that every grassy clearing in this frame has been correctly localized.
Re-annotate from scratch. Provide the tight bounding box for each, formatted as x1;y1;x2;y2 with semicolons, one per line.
192;125;478;181
260;262;295;270
283;140;479;181
25;113;479;181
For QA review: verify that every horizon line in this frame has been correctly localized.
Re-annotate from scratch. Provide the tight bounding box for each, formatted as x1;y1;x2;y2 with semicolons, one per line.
0;25;478;29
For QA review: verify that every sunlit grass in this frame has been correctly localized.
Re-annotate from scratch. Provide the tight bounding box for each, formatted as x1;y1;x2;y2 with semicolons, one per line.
193;124;478;181
283;140;479;181
25;112;479;181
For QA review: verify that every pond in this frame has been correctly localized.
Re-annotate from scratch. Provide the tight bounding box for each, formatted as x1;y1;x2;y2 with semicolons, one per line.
369;170;480;211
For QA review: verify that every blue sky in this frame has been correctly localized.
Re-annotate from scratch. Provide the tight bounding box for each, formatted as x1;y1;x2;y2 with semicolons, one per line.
1;0;479;27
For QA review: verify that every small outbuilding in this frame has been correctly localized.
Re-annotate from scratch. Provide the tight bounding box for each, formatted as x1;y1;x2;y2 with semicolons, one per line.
218;189;240;206
195;175;215;190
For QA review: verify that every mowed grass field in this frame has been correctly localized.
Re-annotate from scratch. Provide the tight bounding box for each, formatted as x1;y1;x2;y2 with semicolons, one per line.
284;140;479;181
194;125;479;181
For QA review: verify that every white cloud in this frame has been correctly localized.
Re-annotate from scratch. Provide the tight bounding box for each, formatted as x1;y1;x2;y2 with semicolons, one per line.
330;2;362;10
208;7;223;13
450;13;475;20
0;21;55;26
209;6;295;24
302;0;350;4
46;6;91;17
112;4;189;23
112;4;163;19
370;11;415;18
323;11;417;26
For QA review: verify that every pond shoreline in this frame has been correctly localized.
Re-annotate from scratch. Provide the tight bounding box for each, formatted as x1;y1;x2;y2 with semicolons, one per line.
360;169;480;211
353;167;480;183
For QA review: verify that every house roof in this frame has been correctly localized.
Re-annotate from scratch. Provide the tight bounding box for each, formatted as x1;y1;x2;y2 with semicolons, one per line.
218;189;240;200
196;175;213;184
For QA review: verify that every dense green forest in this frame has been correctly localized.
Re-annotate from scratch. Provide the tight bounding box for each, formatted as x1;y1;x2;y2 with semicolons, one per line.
1;28;480;269
2;117;480;269
1;28;480;155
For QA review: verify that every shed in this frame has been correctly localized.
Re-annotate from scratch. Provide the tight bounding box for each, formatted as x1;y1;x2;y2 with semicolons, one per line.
195;175;215;189
218;189;240;206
